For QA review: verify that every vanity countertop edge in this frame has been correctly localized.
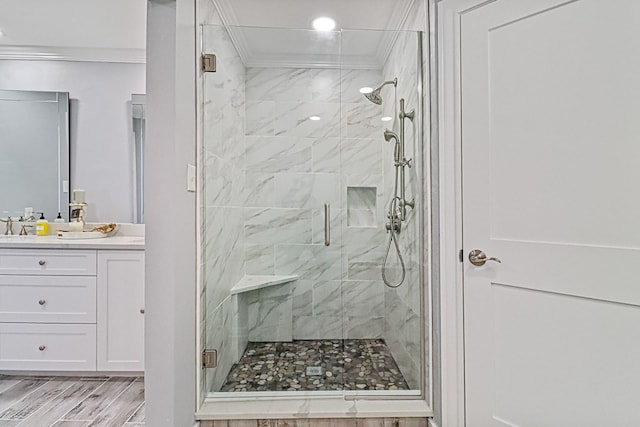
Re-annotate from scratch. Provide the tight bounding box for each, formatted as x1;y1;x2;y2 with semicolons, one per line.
0;235;145;250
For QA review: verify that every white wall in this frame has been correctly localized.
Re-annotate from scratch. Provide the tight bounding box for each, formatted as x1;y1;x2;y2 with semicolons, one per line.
0;60;145;223
145;0;197;426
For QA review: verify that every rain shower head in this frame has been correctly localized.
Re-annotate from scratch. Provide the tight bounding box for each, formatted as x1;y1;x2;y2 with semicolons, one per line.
362;77;398;105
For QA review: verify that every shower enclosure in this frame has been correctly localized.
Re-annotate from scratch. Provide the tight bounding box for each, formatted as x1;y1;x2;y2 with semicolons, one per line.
200;23;427;401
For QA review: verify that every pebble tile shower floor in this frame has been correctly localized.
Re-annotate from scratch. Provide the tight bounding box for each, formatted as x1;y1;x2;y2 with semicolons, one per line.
221;339;409;392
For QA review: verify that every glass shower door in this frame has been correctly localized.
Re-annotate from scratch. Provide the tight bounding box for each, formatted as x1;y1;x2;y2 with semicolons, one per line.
200;23;426;400
200;24;346;395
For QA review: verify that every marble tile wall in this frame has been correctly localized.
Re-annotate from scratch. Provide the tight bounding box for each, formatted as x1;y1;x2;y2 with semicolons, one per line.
201;23;426;393
202;20;248;393
243;67;392;342
380;31;424;391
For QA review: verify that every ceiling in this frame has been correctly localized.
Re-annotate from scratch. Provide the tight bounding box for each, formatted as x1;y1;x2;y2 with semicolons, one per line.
212;0;426;68
0;0;146;62
0;0;425;66
213;0;425;31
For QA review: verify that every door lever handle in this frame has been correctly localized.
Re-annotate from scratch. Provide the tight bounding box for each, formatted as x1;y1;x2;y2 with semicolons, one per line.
468;249;501;266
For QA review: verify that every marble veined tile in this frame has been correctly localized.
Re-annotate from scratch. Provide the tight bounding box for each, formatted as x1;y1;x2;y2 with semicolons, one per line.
275;244;341;281
341;138;383;177
248;284;293;342
274;173;340;209
345;315;384;339
243;172;275;208
245;136;312;173
246;68;311;102
204;151;244;207
244;208;312;245
310;69;341;103
342;280;384;318
313;280;342;318
275;102;340;138
345;102;385;139
311;137;341;173
245;101;275;136
292;280;313;318
244;243;275;275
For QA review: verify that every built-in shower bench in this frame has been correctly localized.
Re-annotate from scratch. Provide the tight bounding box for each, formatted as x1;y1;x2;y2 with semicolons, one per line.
228;274;299;364
230;274;298;295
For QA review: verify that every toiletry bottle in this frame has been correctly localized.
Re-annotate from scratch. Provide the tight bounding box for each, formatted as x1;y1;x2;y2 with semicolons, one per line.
54;212;65;223
35;213;49;236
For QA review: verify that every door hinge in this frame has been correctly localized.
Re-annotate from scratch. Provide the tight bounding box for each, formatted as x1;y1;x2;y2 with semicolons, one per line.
202;349;217;368
459;249;464;262
201;53;217;72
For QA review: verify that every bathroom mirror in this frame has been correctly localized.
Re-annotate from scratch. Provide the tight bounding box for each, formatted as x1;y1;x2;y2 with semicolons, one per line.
131;94;145;224
0;89;70;221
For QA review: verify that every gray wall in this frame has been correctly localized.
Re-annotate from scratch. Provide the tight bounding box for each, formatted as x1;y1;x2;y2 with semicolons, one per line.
0;60;145;223
145;0;197;426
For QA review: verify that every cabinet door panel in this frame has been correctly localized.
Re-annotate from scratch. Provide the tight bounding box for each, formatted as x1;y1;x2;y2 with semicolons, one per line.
97;251;145;371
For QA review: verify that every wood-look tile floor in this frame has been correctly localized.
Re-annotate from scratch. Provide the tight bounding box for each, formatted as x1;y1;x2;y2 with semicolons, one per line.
0;375;144;427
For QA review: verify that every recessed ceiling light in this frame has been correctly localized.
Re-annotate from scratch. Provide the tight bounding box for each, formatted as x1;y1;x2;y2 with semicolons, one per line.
359;87;373;94
381;116;393;122
312;17;336;32
309;116;321;121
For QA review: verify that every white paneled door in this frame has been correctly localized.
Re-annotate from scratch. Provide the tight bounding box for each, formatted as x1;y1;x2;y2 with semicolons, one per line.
460;0;640;425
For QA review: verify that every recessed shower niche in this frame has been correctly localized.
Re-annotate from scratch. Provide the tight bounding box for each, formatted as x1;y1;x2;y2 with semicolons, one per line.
200;22;427;406
347;186;377;227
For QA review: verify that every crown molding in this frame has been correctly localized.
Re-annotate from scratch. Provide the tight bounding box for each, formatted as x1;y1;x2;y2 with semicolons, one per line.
211;0;417;69
0;45;145;63
376;0;419;65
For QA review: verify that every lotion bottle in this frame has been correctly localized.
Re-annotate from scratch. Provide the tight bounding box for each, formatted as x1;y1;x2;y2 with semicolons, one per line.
35;213;49;236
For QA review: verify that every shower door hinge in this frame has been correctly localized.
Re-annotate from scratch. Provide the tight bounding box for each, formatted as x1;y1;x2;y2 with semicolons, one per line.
459;249;464;262
201;53;217;72
202;349;217;368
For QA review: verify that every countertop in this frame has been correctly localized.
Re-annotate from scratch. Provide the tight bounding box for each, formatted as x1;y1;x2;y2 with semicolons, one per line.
0;234;145;250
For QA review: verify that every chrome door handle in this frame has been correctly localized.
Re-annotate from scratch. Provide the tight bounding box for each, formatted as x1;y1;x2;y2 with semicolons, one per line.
324;203;330;247
468;249;501;266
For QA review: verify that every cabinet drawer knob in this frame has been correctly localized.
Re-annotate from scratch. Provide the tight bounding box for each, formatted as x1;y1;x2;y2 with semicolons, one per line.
140;308;145;314
38;299;46;306
38;260;46;266
38;345;46;351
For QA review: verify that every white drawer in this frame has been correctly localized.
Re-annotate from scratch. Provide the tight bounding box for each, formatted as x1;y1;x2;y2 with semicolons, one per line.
0;276;96;323
0;323;96;371
0;250;96;276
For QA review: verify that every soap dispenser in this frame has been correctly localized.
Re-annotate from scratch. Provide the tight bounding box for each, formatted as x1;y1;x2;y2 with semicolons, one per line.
35;213;49;236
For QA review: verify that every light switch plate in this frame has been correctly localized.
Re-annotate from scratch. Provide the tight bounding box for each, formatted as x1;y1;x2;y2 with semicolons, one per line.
187;164;196;192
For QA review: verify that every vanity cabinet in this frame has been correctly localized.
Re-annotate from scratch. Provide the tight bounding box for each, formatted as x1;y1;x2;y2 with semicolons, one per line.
0;248;144;373
97;250;145;371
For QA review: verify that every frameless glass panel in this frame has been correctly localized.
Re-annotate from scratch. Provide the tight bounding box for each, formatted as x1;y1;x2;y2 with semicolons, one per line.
201;24;345;396
200;24;426;400
340;29;424;397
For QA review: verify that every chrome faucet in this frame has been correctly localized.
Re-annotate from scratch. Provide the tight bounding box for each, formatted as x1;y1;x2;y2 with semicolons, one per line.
19;224;34;235
0;217;14;235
